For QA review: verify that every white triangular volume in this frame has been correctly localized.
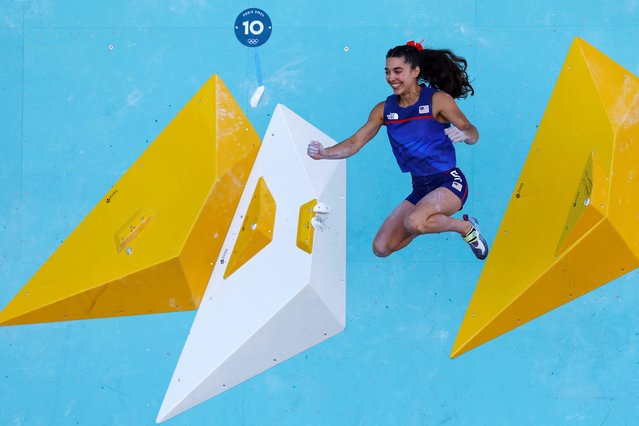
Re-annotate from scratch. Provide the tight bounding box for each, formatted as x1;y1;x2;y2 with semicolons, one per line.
157;104;346;423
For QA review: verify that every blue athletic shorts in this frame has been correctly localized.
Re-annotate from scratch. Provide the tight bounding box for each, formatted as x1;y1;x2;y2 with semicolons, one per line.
405;167;469;208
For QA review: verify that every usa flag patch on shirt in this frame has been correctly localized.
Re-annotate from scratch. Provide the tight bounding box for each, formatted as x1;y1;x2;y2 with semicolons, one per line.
419;105;429;114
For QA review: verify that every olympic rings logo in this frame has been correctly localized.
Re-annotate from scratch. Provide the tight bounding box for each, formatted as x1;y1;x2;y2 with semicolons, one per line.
235;9;272;47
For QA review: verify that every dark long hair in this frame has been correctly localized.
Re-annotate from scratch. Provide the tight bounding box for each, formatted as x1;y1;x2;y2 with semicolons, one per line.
386;44;474;99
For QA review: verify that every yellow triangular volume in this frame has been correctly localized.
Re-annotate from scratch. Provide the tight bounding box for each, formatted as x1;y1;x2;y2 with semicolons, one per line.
451;38;639;357
0;75;260;326
224;177;276;279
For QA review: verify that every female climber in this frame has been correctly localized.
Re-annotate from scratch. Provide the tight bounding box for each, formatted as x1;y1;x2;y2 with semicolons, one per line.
307;41;489;260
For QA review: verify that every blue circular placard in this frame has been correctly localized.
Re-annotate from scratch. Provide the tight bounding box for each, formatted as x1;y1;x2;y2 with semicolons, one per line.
234;8;272;47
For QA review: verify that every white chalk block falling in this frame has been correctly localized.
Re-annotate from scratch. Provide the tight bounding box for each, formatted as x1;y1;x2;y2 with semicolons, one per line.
250;85;265;108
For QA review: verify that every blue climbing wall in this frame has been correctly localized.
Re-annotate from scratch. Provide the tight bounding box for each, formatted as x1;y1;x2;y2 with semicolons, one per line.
1;0;638;424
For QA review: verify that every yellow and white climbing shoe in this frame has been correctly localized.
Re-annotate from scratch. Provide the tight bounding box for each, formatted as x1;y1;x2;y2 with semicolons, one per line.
462;214;489;260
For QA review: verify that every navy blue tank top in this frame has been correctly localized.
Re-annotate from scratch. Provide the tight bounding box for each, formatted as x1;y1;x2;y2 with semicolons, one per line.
383;86;456;177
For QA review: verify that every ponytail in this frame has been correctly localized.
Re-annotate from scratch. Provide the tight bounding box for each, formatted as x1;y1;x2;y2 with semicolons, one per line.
418;49;474;99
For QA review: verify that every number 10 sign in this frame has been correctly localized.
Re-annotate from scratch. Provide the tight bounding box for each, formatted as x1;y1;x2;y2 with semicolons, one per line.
234;8;272;47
